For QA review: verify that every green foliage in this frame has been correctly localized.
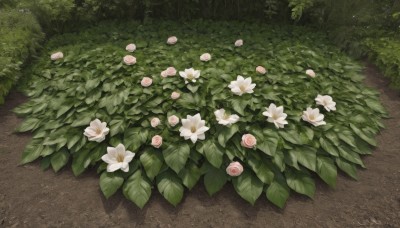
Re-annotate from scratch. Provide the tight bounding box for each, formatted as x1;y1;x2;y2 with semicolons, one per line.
0;9;44;105
16;21;386;208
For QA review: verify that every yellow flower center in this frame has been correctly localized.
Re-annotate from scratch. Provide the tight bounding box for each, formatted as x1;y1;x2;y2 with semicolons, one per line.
309;115;315;121
191;126;197;133
116;153;125;163
95;128;102;134
239;85;246;91
223;113;230;120
187;73;194;80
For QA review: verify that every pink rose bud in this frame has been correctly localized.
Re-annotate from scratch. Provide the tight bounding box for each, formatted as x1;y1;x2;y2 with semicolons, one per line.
200;53;211;62
256;66;267;75
141;77;153;87
161;70;168;78
123;55;136;65
150;117;161;128
235;39;243;47
51;52;63;60
151;135;163;148
166;67;177;76
306;69;316;78
168;115;180;127
167;36;178;45
241;134;256;148
126;43;136;52
171;92;180;100
226;161;244;176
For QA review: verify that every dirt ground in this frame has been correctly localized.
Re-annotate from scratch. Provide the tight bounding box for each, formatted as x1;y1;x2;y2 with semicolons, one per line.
0;62;399;228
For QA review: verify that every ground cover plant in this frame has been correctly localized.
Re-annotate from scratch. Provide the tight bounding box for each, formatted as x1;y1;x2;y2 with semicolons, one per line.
14;21;387;209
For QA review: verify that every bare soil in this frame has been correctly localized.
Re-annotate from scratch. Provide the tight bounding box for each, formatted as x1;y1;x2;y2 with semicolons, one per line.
0;62;399;228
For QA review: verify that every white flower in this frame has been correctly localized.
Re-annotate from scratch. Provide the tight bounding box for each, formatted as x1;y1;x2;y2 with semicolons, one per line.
179;114;209;143
200;53;211;62
83;119;110;142
228;75;256;96
306;69;316;78
168;115;180;127
126;43;136;52
101;144;135;172
302;107;326;127
315;95;336;112
179;68;201;84
51;52;63;60
123;55;136;65
167;36;178;45
151;117;161;128
235;39;243;47
262;103;288;129
214;109;240;126
161;67;177;77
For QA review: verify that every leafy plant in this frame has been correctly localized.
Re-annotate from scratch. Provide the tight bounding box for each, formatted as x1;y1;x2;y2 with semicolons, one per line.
16;21;386;208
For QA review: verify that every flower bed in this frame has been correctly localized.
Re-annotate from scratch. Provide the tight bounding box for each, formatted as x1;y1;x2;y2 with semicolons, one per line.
15;21;387;208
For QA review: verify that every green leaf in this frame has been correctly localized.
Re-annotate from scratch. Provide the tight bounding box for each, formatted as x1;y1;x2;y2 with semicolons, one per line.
285;169;315;198
163;143;190;174
257;137;278;156
290;147;317;171
232;170;264;205
17;118;40;132
338;132;357;148
71;116;91;127
204;141;224;168
247;155;274;184
204;166;228;196
336;158;358;180
218;125;239;147
100;172;124;199
316;156;337;187
231;99;247;116
279;130;302;145
71;148;91;176
157;170;184;206
50;149;70;172
123;170;152;209
140;148;163;180
124;127;148;151
319;138;339;156
266;180;290;208
178;162;202;190
338;146;365;168
349;124;377;146
21;140;43;164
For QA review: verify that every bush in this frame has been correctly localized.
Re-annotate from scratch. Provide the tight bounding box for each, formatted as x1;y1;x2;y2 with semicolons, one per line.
0;9;44;104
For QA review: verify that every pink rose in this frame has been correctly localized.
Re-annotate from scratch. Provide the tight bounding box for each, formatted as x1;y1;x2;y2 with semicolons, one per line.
165;67;176;76
168;115;179;127
200;53;211;62
235;39;243;47
241;134;256;148
141;77;153;87
171;92;180;100
151;117;160;128
123;55;136;65
126;43;136;52
51;52;63;60
167;36;178;45
161;70;168;78
226;162;244;176
306;69;316;78
256;66;267;75
151;135;163;148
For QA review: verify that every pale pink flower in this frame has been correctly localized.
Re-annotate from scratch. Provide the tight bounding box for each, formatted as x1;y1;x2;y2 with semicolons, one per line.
306;69;316;78
256;66;267;74
141;77;153;87
151;117;161;128
151;135;163;148
126;44;136;52
241;134;256;148
50;52;63;60
226;162;244;176
123;55;136;65
235;39;243;47
171;92;180;100
168;115;180;127
200;53;211;62
167;36;178;45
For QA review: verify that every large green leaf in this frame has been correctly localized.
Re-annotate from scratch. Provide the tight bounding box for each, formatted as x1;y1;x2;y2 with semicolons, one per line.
316;156;337;187
100;172;124;199
218;125;239;147
140;148;164;180
204;166;228;196
50;149;70;172
232;170;264;205
203;141;224;168
163;143;190;174
285;169;315;198
156;170;184;206
266;179;290;209
289;147;317;171
178;162;202;190
123;170;152;209
247;155;274;184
